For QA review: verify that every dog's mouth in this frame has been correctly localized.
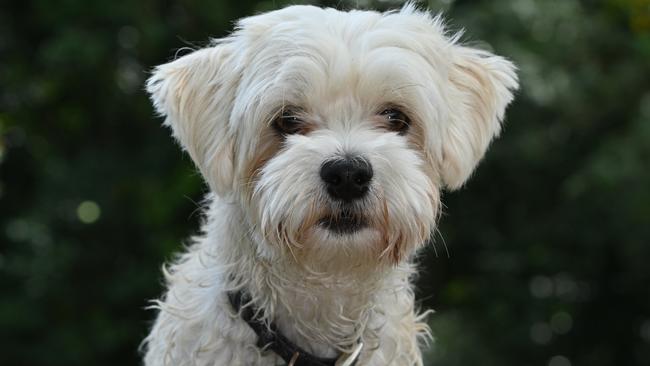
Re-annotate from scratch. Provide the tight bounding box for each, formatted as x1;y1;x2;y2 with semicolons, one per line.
318;210;367;234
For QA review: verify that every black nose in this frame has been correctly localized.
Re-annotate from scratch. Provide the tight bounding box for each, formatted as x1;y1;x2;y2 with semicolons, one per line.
320;158;373;202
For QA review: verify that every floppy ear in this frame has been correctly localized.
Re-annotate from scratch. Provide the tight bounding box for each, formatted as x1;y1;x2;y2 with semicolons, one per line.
441;46;518;189
146;44;238;195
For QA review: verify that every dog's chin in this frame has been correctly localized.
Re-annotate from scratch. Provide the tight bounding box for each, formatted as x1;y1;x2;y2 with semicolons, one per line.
310;224;380;255
299;209;386;267
317;209;368;235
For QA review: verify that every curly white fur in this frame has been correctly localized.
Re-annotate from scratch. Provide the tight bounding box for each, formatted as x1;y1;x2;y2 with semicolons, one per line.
143;3;517;366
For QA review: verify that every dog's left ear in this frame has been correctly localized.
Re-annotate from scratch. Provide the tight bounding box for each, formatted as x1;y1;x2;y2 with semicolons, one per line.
146;44;238;195
440;46;518;189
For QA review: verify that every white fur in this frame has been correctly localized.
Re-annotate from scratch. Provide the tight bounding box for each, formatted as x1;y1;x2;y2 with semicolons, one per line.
143;4;518;366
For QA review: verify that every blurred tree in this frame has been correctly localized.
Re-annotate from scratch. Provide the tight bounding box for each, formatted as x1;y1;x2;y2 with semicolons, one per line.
0;1;648;365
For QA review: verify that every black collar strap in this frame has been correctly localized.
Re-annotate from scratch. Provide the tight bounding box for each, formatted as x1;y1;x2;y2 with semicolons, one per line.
228;290;358;366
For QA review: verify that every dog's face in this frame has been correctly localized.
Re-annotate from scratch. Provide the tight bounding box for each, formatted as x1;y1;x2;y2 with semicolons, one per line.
147;5;517;268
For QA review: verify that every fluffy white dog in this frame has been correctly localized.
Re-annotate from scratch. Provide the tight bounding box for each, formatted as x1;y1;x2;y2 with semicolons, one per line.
143;3;517;366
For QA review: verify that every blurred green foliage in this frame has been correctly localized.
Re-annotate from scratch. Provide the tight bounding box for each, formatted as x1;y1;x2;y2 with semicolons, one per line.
1;0;649;365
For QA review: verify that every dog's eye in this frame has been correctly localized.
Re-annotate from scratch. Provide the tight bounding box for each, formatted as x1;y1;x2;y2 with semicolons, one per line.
379;108;410;134
273;109;304;135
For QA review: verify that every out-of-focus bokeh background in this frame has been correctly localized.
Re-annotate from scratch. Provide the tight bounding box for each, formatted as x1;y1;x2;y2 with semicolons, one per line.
1;0;649;365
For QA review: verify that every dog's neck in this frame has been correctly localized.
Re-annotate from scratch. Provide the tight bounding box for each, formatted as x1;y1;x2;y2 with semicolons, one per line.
208;197;415;359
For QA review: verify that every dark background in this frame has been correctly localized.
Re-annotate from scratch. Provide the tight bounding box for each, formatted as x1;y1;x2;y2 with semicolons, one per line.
1;0;649;365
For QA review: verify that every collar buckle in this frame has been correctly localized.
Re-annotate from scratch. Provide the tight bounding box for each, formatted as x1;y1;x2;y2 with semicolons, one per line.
335;342;363;366
288;352;300;366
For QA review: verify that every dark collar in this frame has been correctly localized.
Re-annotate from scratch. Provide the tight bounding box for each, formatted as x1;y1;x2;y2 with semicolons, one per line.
228;290;357;366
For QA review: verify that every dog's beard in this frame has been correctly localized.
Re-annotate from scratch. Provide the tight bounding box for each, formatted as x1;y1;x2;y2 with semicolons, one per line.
249;131;439;271
318;206;368;234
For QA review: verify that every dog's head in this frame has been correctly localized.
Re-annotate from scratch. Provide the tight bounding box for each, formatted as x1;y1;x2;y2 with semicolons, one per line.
147;5;517;268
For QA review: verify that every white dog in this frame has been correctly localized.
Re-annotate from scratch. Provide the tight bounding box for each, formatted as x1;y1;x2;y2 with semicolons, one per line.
143;3;517;366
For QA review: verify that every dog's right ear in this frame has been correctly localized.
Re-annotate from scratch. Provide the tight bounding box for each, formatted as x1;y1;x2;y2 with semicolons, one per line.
146;44;238;195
